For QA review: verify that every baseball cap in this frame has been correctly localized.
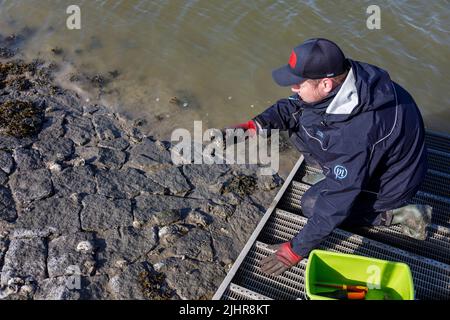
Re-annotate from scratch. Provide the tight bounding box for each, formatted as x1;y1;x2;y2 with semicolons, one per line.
272;38;348;86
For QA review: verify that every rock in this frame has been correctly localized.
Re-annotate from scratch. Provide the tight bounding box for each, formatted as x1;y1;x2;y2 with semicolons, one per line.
132;220;142;229
126;126;145;143
134;194;206;224
14;196;81;235
12;147;44;171
202;202;235;220
0;233;8;267
70;157;86;167
92;114;122;140
8;168;53;204
186;182;234;204
74;146;100;163
165;228;214;262
10;229;54;239
227;201;264;249
0;277;27;299
82;275;111;299
0;135;36;150
0;150;14;174
146;166;191;196
157;224;191;246
209;226;241;266
33;137;74;162
80;194;132;231
98;137;129;151
249;187;280;211
151;210;181;226
47;90;83;114
182;163;230;185
0;186;17;222
97;147;126;169
126;138;172;171
230;163;260;176
1;238;47;286
159;257;226;300
52;165;96;196
158;225;178;238
47;233;96;278
184;209;213;228
65;116;94;146
34;276;80;300
108;262;150;300
76;241;94;253
96;168;163;199
82;104;101;115
0;170;7;185
82;104;110;115
256;173;284;191
47;161;62;172
97;225;158;271
170;140;206;165
37;110;66;140
74;147;128;170
114;114;146;142
20;282;36;293
34;275;110;300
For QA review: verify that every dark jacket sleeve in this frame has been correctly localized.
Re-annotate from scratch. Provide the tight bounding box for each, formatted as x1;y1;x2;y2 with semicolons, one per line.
291;143;371;257
253;97;300;132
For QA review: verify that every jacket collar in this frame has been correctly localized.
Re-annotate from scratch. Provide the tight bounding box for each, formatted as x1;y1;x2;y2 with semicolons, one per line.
326;67;359;115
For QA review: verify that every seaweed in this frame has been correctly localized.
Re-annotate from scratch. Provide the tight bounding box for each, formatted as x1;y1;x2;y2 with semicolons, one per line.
221;174;257;197
0;100;44;137
3;76;32;91
139;270;174;300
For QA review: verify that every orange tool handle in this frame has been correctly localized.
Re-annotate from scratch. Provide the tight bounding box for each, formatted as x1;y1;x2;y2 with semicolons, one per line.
343;285;368;293
316;283;368;292
317;289;366;300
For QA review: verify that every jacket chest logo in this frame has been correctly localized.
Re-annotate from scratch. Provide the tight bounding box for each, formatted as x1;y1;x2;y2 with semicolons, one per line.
334;165;348;179
316;130;325;140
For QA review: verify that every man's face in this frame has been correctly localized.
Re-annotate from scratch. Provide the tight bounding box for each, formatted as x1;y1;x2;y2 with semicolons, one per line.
291;78;332;104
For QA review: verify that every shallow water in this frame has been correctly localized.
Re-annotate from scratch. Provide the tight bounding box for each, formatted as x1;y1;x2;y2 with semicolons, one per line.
1;0;449;177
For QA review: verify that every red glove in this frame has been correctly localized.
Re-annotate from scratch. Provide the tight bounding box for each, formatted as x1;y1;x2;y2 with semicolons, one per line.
260;242;302;276
212;120;258;149
229;120;256;135
223;120;257;137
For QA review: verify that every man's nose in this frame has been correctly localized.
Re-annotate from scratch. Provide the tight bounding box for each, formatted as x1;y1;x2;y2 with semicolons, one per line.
291;83;300;90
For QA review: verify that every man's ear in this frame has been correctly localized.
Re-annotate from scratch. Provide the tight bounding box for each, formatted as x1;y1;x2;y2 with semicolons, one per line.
322;78;334;93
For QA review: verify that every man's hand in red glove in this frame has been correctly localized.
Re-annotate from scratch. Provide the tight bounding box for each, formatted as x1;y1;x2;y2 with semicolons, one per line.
260;242;303;276
211;120;258;149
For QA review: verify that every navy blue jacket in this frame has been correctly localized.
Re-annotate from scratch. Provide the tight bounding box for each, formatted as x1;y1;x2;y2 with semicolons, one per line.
253;59;427;257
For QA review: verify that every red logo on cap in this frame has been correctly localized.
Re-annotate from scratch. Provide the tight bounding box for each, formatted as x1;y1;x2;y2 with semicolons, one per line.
289;50;297;69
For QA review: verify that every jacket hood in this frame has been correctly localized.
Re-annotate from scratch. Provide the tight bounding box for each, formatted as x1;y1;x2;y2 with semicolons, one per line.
324;59;396;123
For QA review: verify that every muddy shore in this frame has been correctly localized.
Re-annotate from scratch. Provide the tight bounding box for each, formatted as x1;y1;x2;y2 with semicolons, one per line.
0;31;283;300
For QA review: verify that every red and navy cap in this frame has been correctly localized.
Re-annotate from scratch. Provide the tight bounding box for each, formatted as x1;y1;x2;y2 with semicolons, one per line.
272;38;348;86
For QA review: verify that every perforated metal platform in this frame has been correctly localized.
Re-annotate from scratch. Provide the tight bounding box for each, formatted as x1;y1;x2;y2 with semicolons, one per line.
213;131;450;300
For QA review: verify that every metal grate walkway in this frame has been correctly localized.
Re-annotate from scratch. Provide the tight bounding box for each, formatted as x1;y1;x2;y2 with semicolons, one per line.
213;131;450;300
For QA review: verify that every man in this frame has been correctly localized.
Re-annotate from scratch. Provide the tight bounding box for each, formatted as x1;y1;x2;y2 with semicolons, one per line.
222;38;432;277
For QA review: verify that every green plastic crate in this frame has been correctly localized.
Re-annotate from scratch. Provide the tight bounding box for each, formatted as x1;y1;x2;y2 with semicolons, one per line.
305;250;414;300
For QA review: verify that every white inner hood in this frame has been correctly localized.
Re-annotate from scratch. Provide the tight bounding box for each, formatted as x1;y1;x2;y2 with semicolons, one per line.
326;68;359;115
